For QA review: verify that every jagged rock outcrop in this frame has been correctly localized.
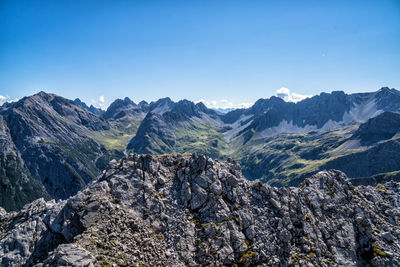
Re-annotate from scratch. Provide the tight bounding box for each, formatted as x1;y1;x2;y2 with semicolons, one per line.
1;154;399;266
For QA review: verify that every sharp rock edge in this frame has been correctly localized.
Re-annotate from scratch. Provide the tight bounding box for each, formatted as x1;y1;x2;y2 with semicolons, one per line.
1;153;399;266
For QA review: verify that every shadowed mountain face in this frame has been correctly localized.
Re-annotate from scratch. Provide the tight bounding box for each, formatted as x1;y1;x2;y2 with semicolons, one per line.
0;92;121;210
0;117;50;211
1;87;400;211
352;112;400;146
1;154;399;266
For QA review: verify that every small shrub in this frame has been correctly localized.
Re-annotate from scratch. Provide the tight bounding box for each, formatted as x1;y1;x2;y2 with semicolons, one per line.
91;231;100;237
155;233;164;240
372;243;387;257
377;184;387;193
239;250;258;262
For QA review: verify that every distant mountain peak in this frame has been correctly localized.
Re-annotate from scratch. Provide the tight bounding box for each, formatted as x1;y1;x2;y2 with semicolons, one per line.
123;97;136;106
138;100;148;107
103;97;144;120
73;98;104;115
153;97;173;106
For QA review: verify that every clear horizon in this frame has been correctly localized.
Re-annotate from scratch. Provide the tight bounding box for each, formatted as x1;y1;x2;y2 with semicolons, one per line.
1;0;399;109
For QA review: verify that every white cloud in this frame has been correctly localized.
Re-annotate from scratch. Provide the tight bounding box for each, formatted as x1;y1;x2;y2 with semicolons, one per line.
276;87;312;103
195;99;254;110
0;94;19;105
90;96;106;110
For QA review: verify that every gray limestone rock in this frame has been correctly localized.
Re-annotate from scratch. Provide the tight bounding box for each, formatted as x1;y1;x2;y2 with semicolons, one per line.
1;154;400;266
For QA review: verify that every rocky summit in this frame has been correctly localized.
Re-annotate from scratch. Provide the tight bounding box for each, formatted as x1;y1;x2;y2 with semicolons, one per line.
1;154;399;266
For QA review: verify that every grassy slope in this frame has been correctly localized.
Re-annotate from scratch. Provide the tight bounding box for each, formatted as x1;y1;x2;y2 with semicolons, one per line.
88;116;400;187
228;125;378;186
90;119;141;152
134;120;230;159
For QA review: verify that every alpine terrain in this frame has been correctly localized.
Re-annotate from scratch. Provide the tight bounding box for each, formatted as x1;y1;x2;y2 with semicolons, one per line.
1;87;400;211
1;154;399;266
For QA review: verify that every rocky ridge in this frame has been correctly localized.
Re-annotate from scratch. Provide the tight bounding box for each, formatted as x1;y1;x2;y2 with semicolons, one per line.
1;154;399;266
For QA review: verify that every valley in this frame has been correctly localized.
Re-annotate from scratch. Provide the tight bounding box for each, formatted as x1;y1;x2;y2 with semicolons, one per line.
1;87;400;211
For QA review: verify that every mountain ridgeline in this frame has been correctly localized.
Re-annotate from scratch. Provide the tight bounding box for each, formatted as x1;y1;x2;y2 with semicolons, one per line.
1;154;399;266
1;87;400;211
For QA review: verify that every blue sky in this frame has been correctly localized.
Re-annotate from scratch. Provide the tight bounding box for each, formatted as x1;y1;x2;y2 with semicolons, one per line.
0;0;399;109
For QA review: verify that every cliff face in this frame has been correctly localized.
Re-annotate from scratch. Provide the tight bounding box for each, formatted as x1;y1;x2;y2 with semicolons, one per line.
0;92;118;208
0;117;50;211
1;154;399;266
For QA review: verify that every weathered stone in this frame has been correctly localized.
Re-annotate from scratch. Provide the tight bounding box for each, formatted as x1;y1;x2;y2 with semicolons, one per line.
1;155;400;267
41;244;95;267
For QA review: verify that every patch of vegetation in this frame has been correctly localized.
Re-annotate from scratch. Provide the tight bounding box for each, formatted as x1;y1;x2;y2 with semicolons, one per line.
239;250;258;262
152;190;165;199
190;216;200;226
155;233;164;240
291;253;303;262
91;231;100;237
229;124;376;186
372;243;387;257
90;119;140;151
131;120;230;159
377;184;387;193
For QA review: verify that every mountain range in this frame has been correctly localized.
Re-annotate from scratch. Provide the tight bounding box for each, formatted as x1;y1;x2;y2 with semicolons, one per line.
1;87;400;211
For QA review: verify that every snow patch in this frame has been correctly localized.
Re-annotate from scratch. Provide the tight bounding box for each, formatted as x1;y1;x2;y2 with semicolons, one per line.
223;115;253;142
256;120;318;138
334;139;362;152
343;97;383;123
191;113;224;127
151;102;171;115
256;118;356;139
392;132;400;140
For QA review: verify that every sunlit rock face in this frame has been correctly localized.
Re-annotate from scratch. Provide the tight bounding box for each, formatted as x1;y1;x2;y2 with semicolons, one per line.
1;154;399;266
